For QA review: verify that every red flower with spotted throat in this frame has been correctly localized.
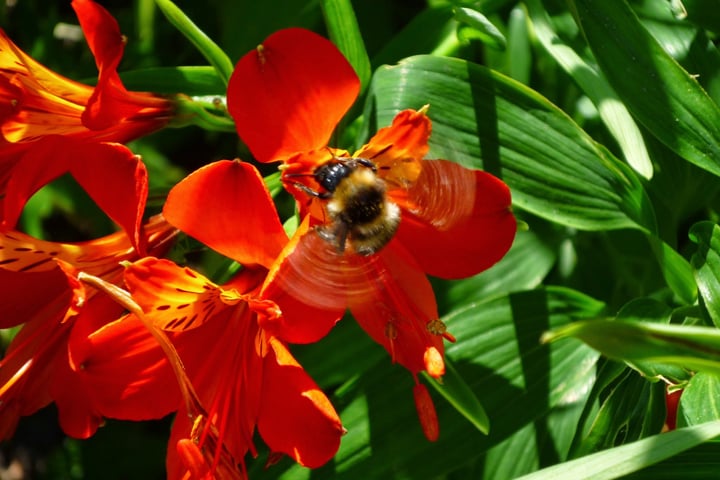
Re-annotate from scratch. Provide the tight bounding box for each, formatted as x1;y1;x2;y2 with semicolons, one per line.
227;28;516;440
79;160;345;478
0;136;177;439
0;0;173;198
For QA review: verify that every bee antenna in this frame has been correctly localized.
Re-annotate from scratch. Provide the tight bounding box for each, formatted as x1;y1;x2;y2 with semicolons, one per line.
283;173;316;179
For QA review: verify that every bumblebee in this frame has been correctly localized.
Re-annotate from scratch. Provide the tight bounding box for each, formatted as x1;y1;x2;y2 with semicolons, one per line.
289;156;401;256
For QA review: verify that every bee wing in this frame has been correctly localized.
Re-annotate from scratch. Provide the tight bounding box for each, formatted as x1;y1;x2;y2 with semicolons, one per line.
268;227;379;312
391;159;516;279
399;159;477;229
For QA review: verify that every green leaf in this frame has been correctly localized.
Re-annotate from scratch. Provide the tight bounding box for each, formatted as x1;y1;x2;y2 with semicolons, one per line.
526;0;653;179
251;288;603;479
648;235;698;305
454;7;507;51
570;367;666;457
482;399;589;478
679;372;720;426
424;358;490;435
690;221;720;328
615;298;694;382
505;5;532;84
622;441;720;479
365;55;657;233
321;0;372;94
515;421;720;480
154;0;234;85
370;6;457;68
683;0;720;33
568;0;720;178
543;320;720;376
119;66;225;95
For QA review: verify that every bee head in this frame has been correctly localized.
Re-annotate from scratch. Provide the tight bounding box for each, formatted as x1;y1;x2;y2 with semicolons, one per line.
314;161;353;193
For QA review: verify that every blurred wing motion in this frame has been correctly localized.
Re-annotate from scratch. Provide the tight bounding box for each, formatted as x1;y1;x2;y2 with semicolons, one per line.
271;229;386;312
394;158;478;230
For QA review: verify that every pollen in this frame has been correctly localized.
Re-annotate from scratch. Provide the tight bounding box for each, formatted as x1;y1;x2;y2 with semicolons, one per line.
385;322;398;340
424;347;445;378
426;319;448;336
385;322;398;363
256;44;266;65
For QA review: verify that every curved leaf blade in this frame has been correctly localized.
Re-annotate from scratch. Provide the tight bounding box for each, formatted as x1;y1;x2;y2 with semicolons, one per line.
251;288;603;479
154;0;234;85
679;372;720;426
690;221;720;328
543;320;720;375
366;54;657;233
516;421;720;480
568;0;720;177
526;0;653;179
321;0;372;94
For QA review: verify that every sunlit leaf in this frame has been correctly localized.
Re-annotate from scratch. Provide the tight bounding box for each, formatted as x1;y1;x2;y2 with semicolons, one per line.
454;7;506;51
543;320;720;375
154;0;234;85
527;0;653;179
321;0;372;94
119;66;225;95
515;421;720;480
568;0;720;177
366;54;657;233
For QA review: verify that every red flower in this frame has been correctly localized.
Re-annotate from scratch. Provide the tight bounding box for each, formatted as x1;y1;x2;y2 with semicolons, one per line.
76;161;344;478
227;28;516;440
0;138;177;439
0;0;173;191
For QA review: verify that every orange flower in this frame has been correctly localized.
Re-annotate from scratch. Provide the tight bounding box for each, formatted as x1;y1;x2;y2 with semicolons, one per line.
0;0;173;189
0;137;177;439
77;161;345;478
227;28;516;440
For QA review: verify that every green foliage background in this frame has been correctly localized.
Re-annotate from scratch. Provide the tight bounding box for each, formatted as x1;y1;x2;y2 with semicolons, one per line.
3;0;720;478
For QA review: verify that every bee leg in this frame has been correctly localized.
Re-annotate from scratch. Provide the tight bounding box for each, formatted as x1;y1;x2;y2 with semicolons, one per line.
317;221;349;254
290;182;331;199
355;158;377;172
334;222;349;254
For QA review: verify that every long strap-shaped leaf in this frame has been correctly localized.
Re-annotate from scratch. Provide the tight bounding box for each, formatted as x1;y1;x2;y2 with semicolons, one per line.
367;54;656;233
568;0;720;177
527;0;653;179
515;420;720;480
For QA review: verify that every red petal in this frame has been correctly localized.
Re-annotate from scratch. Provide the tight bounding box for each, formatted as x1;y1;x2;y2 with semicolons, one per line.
164;160;287;268
227;28;359;162
349;241;445;376
52;356;103;439
0;268;69;328
68;314;180;420
71;0;134;131
124;257;232;332
2;137;148;254
260;218;344;343
258;336;343;467
355;109;430;188
395;160;516;278
413;382;439;442
2;136;72;229
70;142;148;254
0;31;92;144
